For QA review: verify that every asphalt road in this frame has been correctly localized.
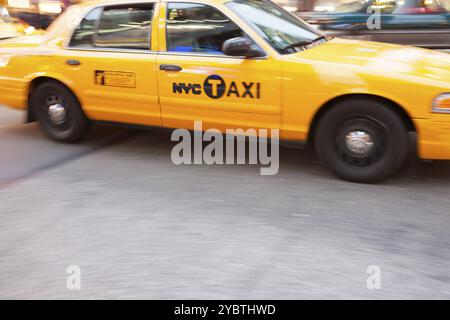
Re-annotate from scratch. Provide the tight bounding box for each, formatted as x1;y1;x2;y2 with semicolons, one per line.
0;105;450;299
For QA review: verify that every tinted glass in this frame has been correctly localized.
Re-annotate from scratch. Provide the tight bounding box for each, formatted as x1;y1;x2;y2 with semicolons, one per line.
69;5;154;50
95;5;154;50
166;2;245;54
69;8;102;48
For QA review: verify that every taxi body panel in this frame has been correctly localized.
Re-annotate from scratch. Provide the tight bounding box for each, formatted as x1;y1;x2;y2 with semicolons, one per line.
281;38;450;144
0;0;449;160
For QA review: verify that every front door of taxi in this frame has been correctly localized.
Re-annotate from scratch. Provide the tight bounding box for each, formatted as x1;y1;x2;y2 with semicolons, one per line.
156;1;282;132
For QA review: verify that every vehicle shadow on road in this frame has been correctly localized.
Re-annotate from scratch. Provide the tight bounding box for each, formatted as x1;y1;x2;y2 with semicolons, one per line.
108;127;450;186
2;120;449;187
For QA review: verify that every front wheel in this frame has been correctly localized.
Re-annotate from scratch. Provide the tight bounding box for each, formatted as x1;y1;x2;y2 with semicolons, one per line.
315;99;410;183
31;81;90;142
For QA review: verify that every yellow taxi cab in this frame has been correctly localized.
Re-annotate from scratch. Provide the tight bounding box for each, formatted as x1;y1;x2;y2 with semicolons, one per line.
0;0;449;182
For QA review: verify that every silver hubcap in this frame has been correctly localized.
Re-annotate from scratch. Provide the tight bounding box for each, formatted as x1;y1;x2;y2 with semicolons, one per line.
345;130;374;155
48;103;66;125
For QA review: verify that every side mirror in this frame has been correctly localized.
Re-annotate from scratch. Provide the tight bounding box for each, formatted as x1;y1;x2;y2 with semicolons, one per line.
222;37;265;58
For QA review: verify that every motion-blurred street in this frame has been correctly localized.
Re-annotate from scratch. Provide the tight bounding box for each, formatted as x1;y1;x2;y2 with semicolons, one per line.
1;105;449;299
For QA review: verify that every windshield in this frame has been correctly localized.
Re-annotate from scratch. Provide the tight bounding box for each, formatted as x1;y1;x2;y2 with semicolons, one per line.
226;0;324;54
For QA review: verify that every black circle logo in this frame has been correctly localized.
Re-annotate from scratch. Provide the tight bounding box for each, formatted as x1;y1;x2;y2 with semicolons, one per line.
203;74;226;99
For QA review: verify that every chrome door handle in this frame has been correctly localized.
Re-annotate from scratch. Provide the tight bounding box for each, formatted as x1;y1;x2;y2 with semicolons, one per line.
66;59;81;66
160;64;182;72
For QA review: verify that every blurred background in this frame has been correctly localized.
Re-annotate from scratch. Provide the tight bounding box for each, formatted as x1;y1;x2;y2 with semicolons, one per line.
2;0;80;29
1;0;449;50
289;0;450;51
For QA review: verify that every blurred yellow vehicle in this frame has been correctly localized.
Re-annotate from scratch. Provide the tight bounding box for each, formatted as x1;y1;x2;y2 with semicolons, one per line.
0;0;449;182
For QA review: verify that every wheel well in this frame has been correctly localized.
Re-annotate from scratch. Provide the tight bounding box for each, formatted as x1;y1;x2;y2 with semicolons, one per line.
308;94;416;144
27;77;78;123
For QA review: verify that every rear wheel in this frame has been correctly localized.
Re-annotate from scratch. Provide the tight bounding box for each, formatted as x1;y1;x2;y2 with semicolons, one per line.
31;81;90;142
315;99;410;183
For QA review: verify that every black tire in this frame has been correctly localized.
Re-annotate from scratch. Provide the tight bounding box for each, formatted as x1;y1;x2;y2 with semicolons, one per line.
315;99;410;183
31;81;90;142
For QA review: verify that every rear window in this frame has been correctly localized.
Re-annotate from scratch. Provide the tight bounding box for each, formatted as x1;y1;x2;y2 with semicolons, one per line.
69;4;154;50
69;7;102;48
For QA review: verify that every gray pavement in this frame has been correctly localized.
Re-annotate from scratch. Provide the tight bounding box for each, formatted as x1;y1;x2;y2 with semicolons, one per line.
0;105;450;299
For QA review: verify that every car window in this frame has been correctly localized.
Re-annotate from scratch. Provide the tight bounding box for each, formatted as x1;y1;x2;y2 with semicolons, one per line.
166;2;246;55
69;4;154;50
69;8;102;48
95;4;154;50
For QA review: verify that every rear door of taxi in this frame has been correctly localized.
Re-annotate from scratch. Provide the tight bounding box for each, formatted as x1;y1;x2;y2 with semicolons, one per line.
64;1;161;126
155;0;282;132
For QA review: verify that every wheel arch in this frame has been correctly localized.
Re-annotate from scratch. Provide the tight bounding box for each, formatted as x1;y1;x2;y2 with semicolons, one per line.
308;93;417;145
